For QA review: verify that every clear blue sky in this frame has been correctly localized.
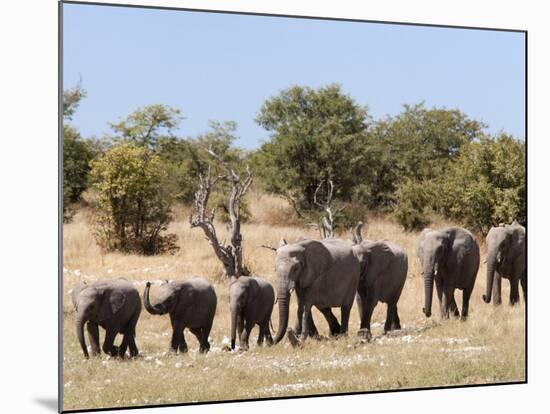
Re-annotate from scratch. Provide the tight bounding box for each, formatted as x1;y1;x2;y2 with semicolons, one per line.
63;3;525;149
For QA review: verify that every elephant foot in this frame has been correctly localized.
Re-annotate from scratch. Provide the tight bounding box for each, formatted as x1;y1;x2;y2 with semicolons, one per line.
287;329;302;348
357;328;372;342
460;315;468;322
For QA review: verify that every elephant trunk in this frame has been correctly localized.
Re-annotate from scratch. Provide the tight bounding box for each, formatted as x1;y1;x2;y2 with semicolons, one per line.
76;314;89;358
422;266;434;318
483;250;498;303
143;282;163;315
273;281;290;344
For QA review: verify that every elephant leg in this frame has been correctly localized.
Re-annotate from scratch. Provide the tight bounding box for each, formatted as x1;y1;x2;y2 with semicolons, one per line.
449;293;460;319
102;328;118;356
201;320;213;353
264;320;274;346
190;327;203;350
509;276;520;305
127;311;140;357
257;324;265;346
240;319;255;350
435;277;444;309
440;287;453;320
299;303;313;342
358;290;376;341
317;308;340;337
169;314;184;353
339;304;352;335
86;321;100;356
460;286;473;321
384;303;395;333
392;305;401;330
493;272;502;305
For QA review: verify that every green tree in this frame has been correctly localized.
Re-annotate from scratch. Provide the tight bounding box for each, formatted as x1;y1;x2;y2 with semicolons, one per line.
436;134;525;233
110;104;182;150
253;84;370;208
63;84;96;221
90;143;178;255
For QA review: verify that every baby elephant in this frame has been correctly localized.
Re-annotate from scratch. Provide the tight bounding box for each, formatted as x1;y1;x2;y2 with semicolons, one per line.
352;240;408;340
144;276;217;353
71;278;141;359
230;276;275;350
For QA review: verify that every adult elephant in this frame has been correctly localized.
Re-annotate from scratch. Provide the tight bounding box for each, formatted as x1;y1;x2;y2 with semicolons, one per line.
273;238;360;346
482;222;526;305
71;278;141;359
144;276;217;353
417;227;480;320
352;240;408;340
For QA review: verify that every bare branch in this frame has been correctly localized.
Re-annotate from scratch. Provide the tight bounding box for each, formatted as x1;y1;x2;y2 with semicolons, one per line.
259;244;277;251
279;193;306;219
189;149;253;278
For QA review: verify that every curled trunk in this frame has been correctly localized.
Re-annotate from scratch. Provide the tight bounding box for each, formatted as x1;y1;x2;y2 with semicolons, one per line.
483;251;497;303
273;282;290;344
143;282;162;315
423;267;434;318
76;314;89;358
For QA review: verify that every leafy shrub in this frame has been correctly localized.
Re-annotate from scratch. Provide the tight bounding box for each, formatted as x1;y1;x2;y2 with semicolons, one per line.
90;143;178;255
392;179;432;231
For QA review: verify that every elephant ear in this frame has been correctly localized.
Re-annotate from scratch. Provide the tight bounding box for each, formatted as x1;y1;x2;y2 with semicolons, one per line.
71;281;87;312
416;229;431;263
301;240;331;288
98;289;126;321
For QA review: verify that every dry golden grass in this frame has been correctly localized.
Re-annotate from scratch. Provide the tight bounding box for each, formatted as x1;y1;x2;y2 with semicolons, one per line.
62;193;525;411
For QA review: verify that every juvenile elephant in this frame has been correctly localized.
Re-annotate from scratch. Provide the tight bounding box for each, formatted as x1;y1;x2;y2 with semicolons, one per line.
144;276;217;353
274;238;360;346
417;227;480;320
352;240;408;339
229;276;275;350
482;222;526;305
71;278;141;359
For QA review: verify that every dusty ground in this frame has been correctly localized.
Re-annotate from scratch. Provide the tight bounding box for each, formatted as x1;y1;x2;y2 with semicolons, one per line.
62;193;525;411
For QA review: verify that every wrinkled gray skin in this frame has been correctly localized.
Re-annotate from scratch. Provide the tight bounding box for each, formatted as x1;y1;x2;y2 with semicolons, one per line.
274;238;360;345
417;227;480;320
144;276;217;353
352;240;408;339
229;276;275;350
71;278;141;359
482;223;526;305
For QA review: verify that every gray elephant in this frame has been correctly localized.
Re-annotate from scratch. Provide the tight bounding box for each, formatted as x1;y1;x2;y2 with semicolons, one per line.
417;227;480;320
273;238;360;345
71;278;141;359
352;240;408;339
229;276;275;350
144;276;217;353
482;222;526;305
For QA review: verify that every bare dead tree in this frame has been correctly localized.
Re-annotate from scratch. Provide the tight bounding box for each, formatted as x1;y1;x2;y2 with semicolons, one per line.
313;179;346;239
351;221;364;244
189;148;252;278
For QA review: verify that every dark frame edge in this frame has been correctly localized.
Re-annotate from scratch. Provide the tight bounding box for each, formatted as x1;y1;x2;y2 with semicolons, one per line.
58;1;64;413
60;0;527;34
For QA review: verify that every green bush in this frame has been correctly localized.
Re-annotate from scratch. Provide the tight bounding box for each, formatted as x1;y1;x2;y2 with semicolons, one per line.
392;179;432;231
90;143;178;255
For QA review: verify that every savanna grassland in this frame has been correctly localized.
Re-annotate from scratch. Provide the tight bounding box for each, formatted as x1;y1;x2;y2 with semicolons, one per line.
62;192;525;411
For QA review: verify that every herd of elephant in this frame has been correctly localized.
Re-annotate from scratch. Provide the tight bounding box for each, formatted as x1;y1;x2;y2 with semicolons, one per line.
70;222;525;359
